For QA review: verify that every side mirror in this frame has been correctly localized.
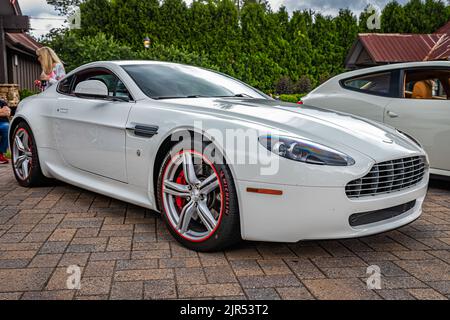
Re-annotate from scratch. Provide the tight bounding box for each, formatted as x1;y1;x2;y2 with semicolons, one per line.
74;80;109;99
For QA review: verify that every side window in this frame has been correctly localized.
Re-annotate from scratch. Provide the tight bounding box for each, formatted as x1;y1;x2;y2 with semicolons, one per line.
403;69;450;100
71;68;132;100
343;72;392;96
57;75;74;95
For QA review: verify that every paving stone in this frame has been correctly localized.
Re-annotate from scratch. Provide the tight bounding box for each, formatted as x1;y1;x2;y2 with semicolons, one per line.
427;281;450;295
394;259;450;281
175;267;207;285
39;241;69;254
381;276;428;290
407;288;447;300
204;266;238;284
116;259;158;271
238;274;301;289
376;289;416;300
84;260;115;277
230;260;264;277
178;283;243;298
110;281;143;300
0;268;53;292
144;279;177;300
21;290;75;300
78;277;112;296
257;259;292;275
58;253;90;267
276;287;315;300
28;254;62;268
49;229;77;242
1;166;450;300
284;258;325;279
0;292;23;300
114;269;174;282
90;251;130;261
159;257;201;268
245;288;280;300
303;278;380;300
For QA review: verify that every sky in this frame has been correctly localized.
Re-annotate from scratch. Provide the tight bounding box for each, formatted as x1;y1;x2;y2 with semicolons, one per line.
19;0;410;37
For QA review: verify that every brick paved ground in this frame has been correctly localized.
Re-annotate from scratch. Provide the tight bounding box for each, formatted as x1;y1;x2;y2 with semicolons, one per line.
0;165;449;300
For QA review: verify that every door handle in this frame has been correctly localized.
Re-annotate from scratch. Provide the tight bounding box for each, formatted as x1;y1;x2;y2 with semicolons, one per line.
387;110;399;118
57;108;69;114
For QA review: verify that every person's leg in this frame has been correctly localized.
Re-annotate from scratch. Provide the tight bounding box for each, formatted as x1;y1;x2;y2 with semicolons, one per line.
0;122;10;154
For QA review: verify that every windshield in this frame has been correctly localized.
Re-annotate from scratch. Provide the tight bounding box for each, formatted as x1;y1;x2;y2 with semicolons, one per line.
122;64;267;100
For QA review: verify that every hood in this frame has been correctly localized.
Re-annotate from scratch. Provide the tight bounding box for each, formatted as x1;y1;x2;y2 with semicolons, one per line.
161;97;423;163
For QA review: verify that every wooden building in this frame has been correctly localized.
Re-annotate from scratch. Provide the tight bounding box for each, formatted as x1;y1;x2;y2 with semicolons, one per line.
1;0;42;96
346;21;450;69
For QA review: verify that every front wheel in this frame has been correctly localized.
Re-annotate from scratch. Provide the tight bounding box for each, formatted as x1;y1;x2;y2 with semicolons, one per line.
157;142;241;252
11;122;50;187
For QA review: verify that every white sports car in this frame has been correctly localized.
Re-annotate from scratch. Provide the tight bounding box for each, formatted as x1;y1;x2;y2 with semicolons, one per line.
10;61;429;251
303;61;450;178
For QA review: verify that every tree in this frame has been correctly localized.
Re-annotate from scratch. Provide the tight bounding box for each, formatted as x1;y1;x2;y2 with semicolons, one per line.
47;0;84;15
42;0;450;95
381;1;409;33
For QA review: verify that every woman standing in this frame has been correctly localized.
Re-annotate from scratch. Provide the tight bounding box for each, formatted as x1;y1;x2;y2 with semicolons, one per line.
0;99;11;164
35;47;66;91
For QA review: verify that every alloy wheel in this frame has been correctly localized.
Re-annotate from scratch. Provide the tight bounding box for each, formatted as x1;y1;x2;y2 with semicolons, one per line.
13;128;33;181
162;151;223;242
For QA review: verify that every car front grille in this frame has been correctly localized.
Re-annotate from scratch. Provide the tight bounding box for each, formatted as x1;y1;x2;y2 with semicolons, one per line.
349;200;417;227
346;156;427;199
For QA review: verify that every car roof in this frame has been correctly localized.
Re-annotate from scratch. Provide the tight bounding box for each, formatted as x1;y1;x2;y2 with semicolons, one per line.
106;60;186;67
333;61;450;80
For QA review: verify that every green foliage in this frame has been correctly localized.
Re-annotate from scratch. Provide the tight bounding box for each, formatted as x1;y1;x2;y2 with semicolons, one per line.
44;32;137;72
19;89;38;100
278;94;306;103
44;0;450;93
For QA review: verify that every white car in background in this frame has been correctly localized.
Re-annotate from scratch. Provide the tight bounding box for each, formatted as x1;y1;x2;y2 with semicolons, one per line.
10;61;429;251
303;61;450;178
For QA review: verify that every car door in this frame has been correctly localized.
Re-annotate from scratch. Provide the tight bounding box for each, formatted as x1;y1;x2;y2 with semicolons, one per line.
334;70;399;123
385;68;450;173
53;67;134;183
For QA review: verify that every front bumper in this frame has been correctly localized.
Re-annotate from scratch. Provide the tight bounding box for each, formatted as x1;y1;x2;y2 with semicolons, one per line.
237;173;428;243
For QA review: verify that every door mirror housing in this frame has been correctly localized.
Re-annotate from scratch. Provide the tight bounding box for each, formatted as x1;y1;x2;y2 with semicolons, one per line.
74;80;109;99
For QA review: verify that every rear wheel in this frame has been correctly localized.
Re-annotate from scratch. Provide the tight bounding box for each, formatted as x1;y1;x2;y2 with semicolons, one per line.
157;142;241;252
11;122;50;187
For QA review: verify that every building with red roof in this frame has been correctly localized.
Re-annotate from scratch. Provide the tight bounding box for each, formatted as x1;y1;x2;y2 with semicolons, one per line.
1;0;42;91
346;21;450;69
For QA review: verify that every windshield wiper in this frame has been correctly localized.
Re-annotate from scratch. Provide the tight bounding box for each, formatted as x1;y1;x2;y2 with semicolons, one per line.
152;95;208;100
214;93;255;98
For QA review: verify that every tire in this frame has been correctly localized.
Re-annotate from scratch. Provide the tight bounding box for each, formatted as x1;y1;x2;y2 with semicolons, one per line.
157;141;241;252
11;121;51;187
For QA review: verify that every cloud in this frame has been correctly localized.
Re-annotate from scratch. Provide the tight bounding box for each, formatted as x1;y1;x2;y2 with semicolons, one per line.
282;0;409;16
19;0;66;37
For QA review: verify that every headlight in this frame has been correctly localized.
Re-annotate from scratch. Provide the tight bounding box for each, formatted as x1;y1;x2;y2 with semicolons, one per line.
259;135;355;166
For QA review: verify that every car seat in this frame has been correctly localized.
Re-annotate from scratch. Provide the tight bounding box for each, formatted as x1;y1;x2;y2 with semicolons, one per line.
412;80;433;99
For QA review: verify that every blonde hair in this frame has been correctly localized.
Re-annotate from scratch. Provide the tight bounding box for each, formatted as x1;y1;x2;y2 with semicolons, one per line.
36;47;62;75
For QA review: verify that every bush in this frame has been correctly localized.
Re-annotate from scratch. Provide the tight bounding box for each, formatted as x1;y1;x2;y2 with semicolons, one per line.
19;89;38;100
275;76;294;94
293;76;312;94
278;94;307;103
47;32;138;72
